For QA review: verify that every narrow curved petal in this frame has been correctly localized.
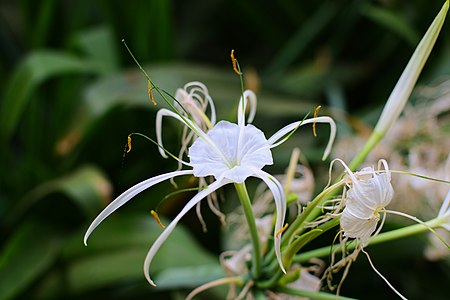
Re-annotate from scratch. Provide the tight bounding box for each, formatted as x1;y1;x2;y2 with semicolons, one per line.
252;169;287;273
237;90;257;127
156;108;212;162
184;81;217;125
267;116;336;160
439;189;450;231
155;108;175;158
143;178;231;286
84;170;194;245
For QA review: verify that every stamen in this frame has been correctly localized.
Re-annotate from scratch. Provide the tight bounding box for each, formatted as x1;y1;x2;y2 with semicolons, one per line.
127;135;132;153
150;210;166;228
276;223;289;238
313;105;321;137
148;80;156;106
230;49;242;75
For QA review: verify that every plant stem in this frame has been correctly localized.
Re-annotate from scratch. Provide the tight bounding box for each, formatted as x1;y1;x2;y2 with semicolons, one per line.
276;287;357;300
294;217;441;263
234;182;262;279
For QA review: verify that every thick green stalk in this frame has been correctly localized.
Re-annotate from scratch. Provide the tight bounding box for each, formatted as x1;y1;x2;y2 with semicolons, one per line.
234;182;262;279
294;218;441;263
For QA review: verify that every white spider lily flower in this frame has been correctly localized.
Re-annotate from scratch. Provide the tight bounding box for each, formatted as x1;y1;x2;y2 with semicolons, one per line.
84;84;336;286
337;159;394;245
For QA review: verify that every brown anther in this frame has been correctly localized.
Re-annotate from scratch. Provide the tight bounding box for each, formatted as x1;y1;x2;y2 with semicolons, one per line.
151;210;166;228
126;135;132;153
313;105;322;137
276;223;289;238
230;49;242;76
148;80;156;106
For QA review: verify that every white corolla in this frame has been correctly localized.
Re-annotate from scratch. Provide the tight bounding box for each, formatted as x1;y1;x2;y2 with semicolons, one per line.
338;159;394;245
84;83;336;286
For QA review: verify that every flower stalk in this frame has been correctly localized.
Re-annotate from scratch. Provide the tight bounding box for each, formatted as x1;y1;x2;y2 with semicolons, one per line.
294;217;443;263
234;182;262;279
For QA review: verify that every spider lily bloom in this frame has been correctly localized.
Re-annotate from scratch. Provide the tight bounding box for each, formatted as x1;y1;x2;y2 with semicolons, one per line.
337;159;394;245
84;84;336;286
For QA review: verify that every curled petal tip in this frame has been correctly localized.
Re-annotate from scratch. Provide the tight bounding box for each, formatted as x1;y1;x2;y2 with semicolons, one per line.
145;271;157;287
83;234;89;246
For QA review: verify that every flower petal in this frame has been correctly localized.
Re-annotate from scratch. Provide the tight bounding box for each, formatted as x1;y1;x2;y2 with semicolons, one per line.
439;189;450;231
341;208;378;243
83;170;194;245
252;169;287;273
267;116;336;160
143;178;231;286
237;90;257;126
183;81;217;125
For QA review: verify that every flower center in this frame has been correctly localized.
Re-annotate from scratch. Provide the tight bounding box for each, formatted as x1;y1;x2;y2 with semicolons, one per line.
188;121;273;183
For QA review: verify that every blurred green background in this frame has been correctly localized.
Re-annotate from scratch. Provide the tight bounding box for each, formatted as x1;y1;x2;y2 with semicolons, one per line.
1;0;450;299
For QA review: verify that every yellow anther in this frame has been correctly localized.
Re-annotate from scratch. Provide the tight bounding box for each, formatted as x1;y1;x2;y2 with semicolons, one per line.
148;80;156;106
276;223;289;238
230;49;242;76
313;105;321;137
151;210;166;229
126;135;132;153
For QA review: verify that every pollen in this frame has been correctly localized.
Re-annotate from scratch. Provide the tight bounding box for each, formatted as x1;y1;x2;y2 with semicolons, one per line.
127;135;132;153
151;210;166;229
276;223;289;238
230;49;242;76
148;80;156;106
313;105;322;137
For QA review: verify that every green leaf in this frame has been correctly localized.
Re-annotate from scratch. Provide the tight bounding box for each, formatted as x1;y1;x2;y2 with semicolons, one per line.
155;264;225;290
363;5;420;46
264;2;338;77
32;214;220;297
70;26;120;73
1;51;101;140
0;221;62;300
7;166;111;225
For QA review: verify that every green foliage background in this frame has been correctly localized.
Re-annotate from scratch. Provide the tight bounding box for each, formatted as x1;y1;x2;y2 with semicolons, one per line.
1;0;449;299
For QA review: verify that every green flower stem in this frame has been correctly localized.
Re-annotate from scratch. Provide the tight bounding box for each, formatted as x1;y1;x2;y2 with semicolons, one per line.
234;182;262;279
294;217;442;263
276;287;357;300
259;217;341;289
281;182;343;247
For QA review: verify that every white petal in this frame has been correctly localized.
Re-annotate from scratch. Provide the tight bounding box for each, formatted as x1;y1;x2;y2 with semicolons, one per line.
346;173;394;218
439;189;450;231
237;90;257;126
83;170;194;245
267;116;336;160
143;178;231;286
184;81;217;125
252;169;287;273
341;208;378;243
156;108;212;161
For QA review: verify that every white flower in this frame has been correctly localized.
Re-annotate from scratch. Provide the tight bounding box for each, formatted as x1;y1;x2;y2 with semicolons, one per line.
338;159;394;245
84;84;336;286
